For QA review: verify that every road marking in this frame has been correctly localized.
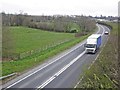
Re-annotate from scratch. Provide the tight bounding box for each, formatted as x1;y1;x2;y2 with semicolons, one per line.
6;39;86;89
37;76;56;89
74;76;84;88
74;25;110;88
37;51;85;89
88;24;107;70
96;24;101;34
6;24;101;89
100;25;106;36
38;24;102;89
74;50;102;89
105;25;111;34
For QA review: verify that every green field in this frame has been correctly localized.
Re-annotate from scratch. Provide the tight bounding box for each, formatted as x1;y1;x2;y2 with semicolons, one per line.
76;22;118;89
2;26;93;76
9;26;75;53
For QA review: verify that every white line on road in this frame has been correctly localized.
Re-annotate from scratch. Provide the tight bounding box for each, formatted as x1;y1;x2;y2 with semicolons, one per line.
74;25;110;88
101;25;106;36
96;24;101;34
37;51;86;89
74;76;84;88
6;24;102;89
6;39;86;89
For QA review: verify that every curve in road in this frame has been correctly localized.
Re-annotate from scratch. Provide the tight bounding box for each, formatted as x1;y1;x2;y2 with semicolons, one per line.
3;24;110;89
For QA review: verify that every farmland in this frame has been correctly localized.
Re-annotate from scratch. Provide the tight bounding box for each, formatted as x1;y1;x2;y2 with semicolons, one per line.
2;26;92;76
9;26;75;53
2;13;96;81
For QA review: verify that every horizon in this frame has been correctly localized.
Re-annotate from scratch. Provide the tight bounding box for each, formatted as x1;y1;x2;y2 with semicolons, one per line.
1;12;118;17
1;0;119;17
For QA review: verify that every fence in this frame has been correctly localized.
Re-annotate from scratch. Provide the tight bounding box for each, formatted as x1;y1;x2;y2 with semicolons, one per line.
11;39;73;60
0;73;17;80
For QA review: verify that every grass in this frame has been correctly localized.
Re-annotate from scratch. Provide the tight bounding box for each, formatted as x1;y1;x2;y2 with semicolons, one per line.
77;22;118;89
9;26;75;53
2;26;93;76
2;35;90;76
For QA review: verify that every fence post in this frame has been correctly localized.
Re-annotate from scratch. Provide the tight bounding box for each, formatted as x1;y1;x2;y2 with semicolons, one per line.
12;39;72;60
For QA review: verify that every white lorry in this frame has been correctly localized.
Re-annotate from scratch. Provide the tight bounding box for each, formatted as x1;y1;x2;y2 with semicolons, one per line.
84;34;101;54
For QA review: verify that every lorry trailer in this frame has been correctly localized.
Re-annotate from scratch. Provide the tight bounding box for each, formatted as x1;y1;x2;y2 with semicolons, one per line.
84;34;101;54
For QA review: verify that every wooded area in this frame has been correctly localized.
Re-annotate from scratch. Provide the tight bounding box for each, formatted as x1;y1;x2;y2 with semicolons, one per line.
2;12;96;60
2;12;96;33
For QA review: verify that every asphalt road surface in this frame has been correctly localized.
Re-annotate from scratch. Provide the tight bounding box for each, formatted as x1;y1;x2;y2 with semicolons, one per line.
3;24;110;89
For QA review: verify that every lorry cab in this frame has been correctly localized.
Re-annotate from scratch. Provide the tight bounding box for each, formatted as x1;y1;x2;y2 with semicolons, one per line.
84;34;101;54
85;44;97;53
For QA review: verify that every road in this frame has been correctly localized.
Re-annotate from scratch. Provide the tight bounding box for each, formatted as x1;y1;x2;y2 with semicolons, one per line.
3;24;110;89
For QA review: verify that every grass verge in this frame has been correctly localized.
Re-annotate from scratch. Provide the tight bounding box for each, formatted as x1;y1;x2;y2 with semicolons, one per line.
76;22;118;89
2;33;91;76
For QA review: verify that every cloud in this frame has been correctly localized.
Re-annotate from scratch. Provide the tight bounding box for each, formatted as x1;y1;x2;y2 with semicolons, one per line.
1;0;119;16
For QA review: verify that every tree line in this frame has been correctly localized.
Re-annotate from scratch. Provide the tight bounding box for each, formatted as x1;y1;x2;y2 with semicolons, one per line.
1;12;96;33
1;12;96;60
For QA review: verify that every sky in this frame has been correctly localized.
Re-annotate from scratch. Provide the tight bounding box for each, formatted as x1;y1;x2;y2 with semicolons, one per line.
0;0;119;16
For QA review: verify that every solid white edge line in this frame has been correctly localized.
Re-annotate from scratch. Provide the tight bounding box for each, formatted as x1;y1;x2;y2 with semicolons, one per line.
6;24;101;89
74;25;110;88
96;24;101;34
100;25;105;36
74;76;84;88
6;36;86;89
37;51;85;89
38;76;55;89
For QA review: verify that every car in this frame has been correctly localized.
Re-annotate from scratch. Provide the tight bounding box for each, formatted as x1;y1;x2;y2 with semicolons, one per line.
104;31;109;35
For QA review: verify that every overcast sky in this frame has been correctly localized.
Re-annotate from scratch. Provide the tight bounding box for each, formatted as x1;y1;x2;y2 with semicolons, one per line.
0;0;119;16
